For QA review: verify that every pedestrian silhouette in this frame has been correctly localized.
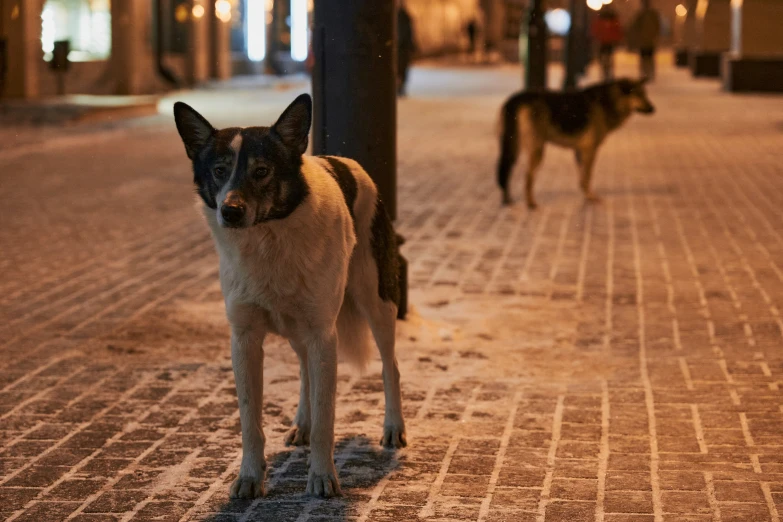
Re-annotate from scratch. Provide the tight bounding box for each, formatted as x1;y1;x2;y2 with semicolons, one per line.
591;6;623;81
630;0;662;81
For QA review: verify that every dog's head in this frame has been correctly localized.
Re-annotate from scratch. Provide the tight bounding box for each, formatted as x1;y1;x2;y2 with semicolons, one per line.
615;78;655;115
173;94;312;229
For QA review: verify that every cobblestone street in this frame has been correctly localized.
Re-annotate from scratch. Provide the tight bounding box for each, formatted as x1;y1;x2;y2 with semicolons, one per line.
2;55;783;521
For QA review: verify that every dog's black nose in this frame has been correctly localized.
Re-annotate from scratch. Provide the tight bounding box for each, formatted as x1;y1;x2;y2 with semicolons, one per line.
221;204;246;226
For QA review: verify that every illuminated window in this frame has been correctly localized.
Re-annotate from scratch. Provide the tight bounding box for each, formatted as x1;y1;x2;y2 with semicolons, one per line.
247;0;266;61
290;0;307;61
41;0;111;62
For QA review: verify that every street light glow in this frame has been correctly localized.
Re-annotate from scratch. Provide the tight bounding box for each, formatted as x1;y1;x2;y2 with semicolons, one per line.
587;0;603;11
215;0;231;22
291;0;308;62
192;4;205;18
545;9;571;36
247;0;266;62
676;4;688;16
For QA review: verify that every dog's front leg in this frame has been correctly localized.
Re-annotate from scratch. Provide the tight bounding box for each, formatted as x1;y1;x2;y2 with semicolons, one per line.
228;307;268;499
305;329;342;497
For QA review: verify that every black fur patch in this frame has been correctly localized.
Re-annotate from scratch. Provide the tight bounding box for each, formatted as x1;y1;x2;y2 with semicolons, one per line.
587;83;624;130
502;80;633;138
540;93;591;135
370;198;400;305
320;156;358;219
191;127;242;209
188;125;309;221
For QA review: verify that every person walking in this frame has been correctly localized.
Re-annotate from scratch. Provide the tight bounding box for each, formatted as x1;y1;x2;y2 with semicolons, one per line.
591;6;624;81
630;0;661;80
397;4;416;97
467;19;478;55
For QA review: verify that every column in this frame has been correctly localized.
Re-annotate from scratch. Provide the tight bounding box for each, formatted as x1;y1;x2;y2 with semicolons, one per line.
723;0;783;92
525;0;547;89
210;2;232;80
1;0;41;98
112;0;148;94
674;0;697;67
188;0;210;84
690;0;731;77
311;0;407;318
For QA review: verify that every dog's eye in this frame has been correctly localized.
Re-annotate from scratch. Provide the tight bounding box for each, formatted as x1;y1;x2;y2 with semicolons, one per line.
254;167;270;179
214;166;227;178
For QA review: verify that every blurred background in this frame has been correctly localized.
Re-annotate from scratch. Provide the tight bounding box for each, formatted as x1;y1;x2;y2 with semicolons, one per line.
0;0;698;98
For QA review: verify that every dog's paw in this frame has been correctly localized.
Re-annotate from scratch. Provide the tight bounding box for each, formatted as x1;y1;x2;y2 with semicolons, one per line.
306;469;342;498
229;474;266;499
381;424;408;449
284;424;310;447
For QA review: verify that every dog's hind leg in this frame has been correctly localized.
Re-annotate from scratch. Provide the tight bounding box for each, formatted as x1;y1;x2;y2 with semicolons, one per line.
306;329;342;497
284;341;310;446
364;296;406;448
227;303;268;499
525;144;545;210
576;147;600;202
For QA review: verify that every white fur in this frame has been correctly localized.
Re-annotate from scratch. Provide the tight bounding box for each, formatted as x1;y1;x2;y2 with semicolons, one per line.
205;155;406;499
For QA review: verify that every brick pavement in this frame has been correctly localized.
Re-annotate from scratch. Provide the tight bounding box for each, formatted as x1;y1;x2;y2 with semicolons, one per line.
2;55;783;521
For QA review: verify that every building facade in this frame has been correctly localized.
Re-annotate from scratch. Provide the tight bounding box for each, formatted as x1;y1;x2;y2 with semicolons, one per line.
0;0;314;99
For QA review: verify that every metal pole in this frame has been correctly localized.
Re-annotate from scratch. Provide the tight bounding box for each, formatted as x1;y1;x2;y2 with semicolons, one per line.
564;0;586;89
312;0;407;318
525;0;548;89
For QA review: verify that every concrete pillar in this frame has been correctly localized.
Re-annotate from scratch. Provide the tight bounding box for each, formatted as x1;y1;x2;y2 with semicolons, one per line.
1;0;41;98
674;0;697;67
480;0;505;55
112;0;149;94
723;0;783;92
210;3;232;80
690;0;730;77
188;0;210;84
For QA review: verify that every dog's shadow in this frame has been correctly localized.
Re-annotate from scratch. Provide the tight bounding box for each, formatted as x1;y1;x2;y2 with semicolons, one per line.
205;435;401;521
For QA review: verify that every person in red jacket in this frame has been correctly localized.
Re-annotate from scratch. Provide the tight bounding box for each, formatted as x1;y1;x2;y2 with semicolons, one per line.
591;6;624;81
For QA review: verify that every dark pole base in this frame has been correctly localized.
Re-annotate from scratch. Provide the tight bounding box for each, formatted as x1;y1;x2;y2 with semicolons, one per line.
690;51;723;77
723;55;783;92
525;0;548;90
675;48;689;68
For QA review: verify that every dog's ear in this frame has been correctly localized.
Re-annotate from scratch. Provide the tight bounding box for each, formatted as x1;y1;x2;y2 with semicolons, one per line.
174;102;215;160
272;94;312;155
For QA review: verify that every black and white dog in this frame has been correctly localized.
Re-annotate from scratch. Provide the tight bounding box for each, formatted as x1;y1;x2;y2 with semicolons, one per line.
174;94;406;499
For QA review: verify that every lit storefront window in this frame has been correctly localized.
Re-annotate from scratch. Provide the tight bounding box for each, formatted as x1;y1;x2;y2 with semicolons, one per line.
41;0;111;62
247;0;266;61
290;0;307;61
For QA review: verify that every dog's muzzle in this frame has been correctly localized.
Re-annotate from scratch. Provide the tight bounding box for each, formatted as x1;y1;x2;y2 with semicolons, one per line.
220;192;247;228
638;103;656;114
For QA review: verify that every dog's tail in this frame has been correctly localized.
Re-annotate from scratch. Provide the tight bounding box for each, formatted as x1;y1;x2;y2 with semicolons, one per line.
497;97;521;203
336;293;374;372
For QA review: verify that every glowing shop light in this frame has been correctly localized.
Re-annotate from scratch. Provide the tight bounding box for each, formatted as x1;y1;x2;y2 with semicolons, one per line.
215;0;232;22
676;4;688;16
587;0;604;11
192;4;205;18
545;8;571;36
290;0;308;62
41;5;55;54
247;0;266;61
